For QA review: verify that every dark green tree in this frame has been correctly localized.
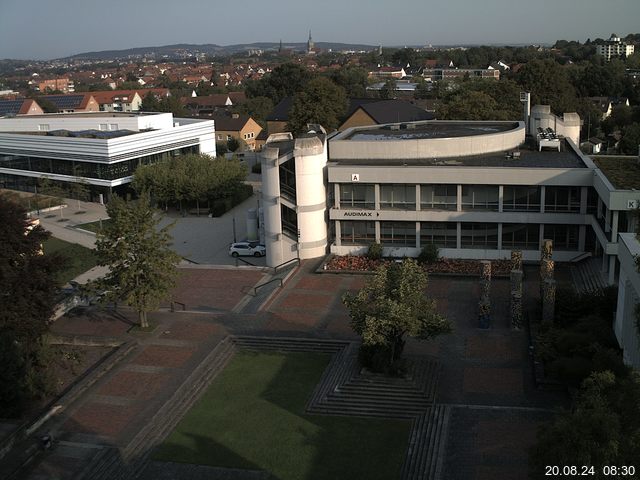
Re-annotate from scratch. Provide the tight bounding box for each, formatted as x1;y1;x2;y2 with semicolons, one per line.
378;78;398;100
331;65;369;98
342;259;451;372
234;95;274;127
140;92;161;111
244;63;314;104
287;77;347;133
619;123;640;155
0;195;62;416
515;58;578;114
91;195;180;328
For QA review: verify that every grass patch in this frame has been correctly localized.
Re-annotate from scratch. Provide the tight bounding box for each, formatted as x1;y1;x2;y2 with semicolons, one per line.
593;156;640;190
153;352;411;480
75;219;112;233
42;238;97;284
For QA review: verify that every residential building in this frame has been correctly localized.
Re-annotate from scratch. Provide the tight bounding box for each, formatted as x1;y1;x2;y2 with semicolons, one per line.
422;68;500;80
368;67;407;79
338;99;434;131
0;99;44;116
596;34;635;61
38;78;75;93
0;112;215;201
213;113;262;151
91;90;143;112
183;93;246;116
39;93;100;113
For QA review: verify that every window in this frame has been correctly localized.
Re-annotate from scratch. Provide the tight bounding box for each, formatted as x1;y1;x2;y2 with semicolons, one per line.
227;135;232;141
99;124;108;131
281;204;298;239
461;186;499;211
503;186;540;212
38;124;49;132
279;158;296;201
217;134;223;140
380;222;415;246
341;221;376;245
461;223;499;249
420;222;457;248
544;186;580;213
421;184;457;210
109;123;118;130
380;184;416;210
340;184;375;209
502;223;540;249
544;224;579;250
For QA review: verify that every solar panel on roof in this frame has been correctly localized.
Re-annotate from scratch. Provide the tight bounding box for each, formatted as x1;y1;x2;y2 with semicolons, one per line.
42;95;84;109
0;100;24;116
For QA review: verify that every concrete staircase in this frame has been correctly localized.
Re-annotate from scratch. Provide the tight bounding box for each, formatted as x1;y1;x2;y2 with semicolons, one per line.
401;405;451;480
570;257;608;294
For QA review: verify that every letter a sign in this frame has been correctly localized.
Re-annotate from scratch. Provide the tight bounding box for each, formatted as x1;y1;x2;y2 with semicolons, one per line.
351;173;360;182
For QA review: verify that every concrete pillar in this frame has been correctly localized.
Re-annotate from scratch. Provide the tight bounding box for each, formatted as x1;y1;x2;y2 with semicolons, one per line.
579;225;586;252
261;146;285;268
456;222;462;249
611;211;619;240
597;197;603;219
415;185;421;211
602;253;608;273
605;207;611;233
374;184;380;211
579;186;588;215
415;221;421;249
498;185;504;213
457;184;462;212
609;255;616;285
375;221;380;243
540;186;546;213
335;220;341;247
497;223;503;250
538;224;545;256
334;183;341;209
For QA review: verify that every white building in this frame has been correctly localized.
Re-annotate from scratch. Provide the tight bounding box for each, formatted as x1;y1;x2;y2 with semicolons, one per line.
0;112;215;201
596;34;635;61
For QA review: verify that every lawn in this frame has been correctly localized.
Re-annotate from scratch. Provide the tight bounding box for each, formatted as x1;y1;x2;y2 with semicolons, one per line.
153;352;411;480
42;237;97;284
75;218;112;233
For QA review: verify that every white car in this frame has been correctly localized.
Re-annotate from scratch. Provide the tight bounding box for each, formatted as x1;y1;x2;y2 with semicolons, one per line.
229;242;266;257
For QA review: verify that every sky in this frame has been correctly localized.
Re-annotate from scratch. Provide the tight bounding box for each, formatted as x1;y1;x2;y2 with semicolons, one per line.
1;0;639;60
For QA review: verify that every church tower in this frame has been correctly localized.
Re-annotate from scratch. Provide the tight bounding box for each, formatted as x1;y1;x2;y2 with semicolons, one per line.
307;30;315;54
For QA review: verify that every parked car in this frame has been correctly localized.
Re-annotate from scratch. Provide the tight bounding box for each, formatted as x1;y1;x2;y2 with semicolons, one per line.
229;241;266;257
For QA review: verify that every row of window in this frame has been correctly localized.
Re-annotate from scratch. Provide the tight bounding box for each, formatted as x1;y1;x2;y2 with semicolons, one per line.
0;146;199;181
338;184;590;213
340;221;579;250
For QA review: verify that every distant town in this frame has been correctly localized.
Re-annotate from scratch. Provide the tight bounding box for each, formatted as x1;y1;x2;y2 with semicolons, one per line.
1;30;640;480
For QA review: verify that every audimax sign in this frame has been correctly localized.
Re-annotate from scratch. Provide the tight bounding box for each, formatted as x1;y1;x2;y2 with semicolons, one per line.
343;211;380;217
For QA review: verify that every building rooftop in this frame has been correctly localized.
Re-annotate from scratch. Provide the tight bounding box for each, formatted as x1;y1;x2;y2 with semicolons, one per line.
330;138;587;168
593;156;640;190
343;121;519;141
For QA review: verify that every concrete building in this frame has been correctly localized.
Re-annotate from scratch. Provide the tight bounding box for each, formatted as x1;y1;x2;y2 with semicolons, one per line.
38;78;75;93
0;112;215;201
212;113;262;151
596;34;635;61
91;90;144;112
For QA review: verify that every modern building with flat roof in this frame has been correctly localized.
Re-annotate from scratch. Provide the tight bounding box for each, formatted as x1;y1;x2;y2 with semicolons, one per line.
260;111;640;367
0;112;215;200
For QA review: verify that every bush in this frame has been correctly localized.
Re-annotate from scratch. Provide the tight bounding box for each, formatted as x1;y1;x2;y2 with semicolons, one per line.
367;242;383;260
209;184;254;217
251;162;262;174
417;243;439;264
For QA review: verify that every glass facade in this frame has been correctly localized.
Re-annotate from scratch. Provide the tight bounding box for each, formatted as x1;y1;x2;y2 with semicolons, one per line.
420;184;457;210
544;186;581;213
281;204;298;239
380;184;415;210
461;223;499;249
503;186;541;212
340;184;375;209
461;186;499;211
279;158;296;202
341;221;376;245
420;222;457;248
544;224;579;250
502;223;540;249
380;222;415;246
0;146;199;181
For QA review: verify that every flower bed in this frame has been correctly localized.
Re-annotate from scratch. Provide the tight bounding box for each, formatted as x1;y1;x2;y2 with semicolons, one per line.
323;255;512;276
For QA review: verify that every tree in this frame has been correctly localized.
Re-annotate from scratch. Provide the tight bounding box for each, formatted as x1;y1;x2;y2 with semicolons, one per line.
515;58;578;114
619;123;640;155
234;96;274;128
529;370;640;477
331;66;369;97
244;63;314;104
342;259;451;372
438;79;521;120
379;78;398;99
287;77;347;134
140;92;160;112
0;195;62;416
91;195;180;328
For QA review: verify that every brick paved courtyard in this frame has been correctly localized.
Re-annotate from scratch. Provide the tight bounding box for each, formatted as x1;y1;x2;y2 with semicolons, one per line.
18;262;564;479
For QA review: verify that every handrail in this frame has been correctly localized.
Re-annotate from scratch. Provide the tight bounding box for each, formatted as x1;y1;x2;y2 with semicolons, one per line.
273;257;300;274
235;256;256;267
252;278;283;296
